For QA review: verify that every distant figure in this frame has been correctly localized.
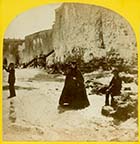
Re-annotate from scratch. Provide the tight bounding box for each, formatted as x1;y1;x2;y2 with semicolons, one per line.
42;56;46;69
59;62;90;109
34;56;38;68
39;53;45;68
3;63;16;99
105;69;122;106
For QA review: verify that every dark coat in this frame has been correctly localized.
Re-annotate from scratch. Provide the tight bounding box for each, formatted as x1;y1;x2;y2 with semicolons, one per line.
5;68;15;84
59;67;90;109
4;66;16;97
108;75;122;96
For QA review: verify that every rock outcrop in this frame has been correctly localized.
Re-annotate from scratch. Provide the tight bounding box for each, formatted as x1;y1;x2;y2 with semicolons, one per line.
101;94;138;121
3;3;137;68
52;3;137;63
23;29;53;63
85;69;137;121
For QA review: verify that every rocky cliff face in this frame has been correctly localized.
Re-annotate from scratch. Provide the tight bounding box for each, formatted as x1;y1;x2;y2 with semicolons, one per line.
24;29;53;62
3;3;137;67
52;3;137;63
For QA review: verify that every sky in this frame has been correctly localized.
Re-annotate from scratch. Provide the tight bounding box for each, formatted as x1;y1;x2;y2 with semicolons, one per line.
4;3;62;39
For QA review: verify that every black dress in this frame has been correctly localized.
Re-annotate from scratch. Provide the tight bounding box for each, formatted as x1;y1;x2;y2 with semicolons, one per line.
59;67;90;109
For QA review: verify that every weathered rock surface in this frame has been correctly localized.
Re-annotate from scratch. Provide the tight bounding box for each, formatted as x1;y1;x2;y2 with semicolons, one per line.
24;30;53;63
101;106;114;116
101;93;138;121
53;3;137;63
4;3;137;70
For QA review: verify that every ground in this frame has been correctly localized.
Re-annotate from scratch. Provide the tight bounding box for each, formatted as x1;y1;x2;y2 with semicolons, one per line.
2;68;138;141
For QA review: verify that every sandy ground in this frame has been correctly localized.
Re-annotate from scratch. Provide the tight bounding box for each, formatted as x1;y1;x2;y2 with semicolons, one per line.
2;68;138;141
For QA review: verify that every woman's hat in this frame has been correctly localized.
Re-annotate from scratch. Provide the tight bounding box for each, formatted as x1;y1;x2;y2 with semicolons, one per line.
112;68;119;74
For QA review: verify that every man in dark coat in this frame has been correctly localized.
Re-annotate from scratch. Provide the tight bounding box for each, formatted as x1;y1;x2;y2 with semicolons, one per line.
105;69;122;106
59;62;90;109
3;63;16;99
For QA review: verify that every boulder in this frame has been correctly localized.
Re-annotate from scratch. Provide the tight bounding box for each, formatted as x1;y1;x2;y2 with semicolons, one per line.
124;87;131;91
101;106;114;116
121;76;134;83
111;94;137;121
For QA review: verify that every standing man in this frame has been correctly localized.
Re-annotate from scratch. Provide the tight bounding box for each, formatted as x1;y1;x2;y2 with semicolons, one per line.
3;63;16;99
105;69;122;107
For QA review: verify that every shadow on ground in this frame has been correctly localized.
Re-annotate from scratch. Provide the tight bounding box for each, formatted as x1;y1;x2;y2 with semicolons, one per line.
28;73;65;82
3;85;37;91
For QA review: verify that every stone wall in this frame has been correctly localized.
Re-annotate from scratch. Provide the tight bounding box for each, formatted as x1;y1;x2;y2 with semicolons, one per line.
52;3;137;63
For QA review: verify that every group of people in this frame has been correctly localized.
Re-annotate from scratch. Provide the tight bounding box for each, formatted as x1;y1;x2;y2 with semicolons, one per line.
3;61;122;110
59;61;122;109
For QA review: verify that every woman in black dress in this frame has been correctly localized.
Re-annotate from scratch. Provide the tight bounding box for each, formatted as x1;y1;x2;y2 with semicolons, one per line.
59;62;90;109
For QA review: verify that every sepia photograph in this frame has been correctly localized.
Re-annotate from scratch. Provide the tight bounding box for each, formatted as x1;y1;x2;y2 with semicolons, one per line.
2;3;138;141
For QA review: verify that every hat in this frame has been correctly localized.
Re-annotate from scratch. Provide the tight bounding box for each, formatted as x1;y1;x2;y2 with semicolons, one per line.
112;68;119;74
71;61;77;64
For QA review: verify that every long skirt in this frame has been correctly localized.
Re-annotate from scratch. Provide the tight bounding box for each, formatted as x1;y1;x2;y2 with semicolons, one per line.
59;77;90;109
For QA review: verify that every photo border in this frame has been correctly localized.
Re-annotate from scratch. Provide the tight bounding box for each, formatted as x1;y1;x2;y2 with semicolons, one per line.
0;0;140;144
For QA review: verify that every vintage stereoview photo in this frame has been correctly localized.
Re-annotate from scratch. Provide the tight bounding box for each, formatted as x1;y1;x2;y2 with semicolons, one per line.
2;3;138;141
